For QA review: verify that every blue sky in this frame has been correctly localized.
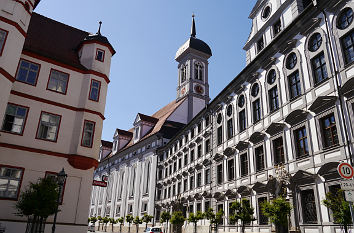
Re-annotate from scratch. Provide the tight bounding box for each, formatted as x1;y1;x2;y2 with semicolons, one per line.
35;0;257;141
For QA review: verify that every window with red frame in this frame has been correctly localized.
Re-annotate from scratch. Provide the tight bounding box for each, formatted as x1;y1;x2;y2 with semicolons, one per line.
96;49;105;62
0;29;8;56
16;59;40;86
81;120;95;147
89;80;101;101
45;171;66;204
47;69;69;94
0;165;24;199
36;112;61;142
1;103;28;135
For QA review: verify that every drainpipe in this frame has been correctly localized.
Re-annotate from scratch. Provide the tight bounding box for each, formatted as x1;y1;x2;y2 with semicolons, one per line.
322;9;354;165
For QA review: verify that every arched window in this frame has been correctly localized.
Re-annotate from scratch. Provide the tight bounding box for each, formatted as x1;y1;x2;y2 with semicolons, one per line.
250;82;261;123
117;171;124;199
226;104;233;140
194;62;203;81
286;52;297;69
237;94;247;132
130;168;135;196
181;65;187;83
284;50;303;100
337;8;353;30
266;67;280;113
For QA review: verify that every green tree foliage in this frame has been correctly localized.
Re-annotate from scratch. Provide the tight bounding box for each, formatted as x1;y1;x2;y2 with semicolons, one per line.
160;211;171;233
109;218;116;232
16;177;59;218
97;216;103;231
261;197;291;233
103;217;110;231
188;211;204;233
142;213;153;229
126;215;134;233
323;189;352;233
133;216;142;233
170;211;186;233
90;216;98;224
117;217;124;233
229;199;256;233
204;208;215;233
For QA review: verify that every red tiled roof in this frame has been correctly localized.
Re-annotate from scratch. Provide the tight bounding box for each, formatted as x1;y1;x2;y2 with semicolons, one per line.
24;13;89;70
105;98;186;159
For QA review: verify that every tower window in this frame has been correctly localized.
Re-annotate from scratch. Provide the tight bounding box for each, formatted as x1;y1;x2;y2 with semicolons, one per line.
81;120;95;148
89;79;101;101
181;65;187;83
96;48;105;62
2;103;28;135
194;62;203;80
0;28;8;56
36;111;61;142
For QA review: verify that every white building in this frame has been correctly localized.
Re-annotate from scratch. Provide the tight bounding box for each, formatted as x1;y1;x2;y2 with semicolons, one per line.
0;1;115;232
90;16;212;220
93;0;354;232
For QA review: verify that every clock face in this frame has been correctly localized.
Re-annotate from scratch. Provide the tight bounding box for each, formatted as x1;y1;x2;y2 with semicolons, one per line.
194;85;204;94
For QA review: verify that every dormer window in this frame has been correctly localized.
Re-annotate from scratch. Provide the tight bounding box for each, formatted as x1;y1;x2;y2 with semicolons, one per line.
194;62;203;80
96;48;105;62
134;127;140;140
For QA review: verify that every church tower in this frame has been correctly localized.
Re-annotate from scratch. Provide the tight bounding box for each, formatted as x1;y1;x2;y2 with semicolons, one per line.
175;15;212;122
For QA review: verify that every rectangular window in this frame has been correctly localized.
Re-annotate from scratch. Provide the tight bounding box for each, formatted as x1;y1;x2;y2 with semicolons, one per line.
178;182;181;194
268;86;279;112
341;30;354;64
0;28;8;56
311;52;328;85
189;176;194;190
36;112;61;142
240;153;248;177
217;126;223;145
191;129;195;138
1;103;28;135
169;165;172;175
227;159;235;181
273;19;282;36
205;115;210;126
197;144;202;158
96;48;105;62
273;137;285;165
258;197;268;225
157;189;162;200
239;110;246;132
0;165;24;199
321;113;339;148
198;122;202;133
184;178;188;192
16;59;40;86
257;37;264;52
253;99;261;123
173;161;177;173
205;168;211;184
47;69;69;94
115;205;121;216
217;164;223;185
184;154;188;166
227;119;233;140
168;186;171;198
190;149;195;161
205;201;210;211
288;70;301;99
158;169;162;180
178;158;182;170
301;189;318;224
89;79;101;101
81;120;95;147
165;168;168;177
189;204;194;213
294;127;309;158
172;184;175;196
255;146;265;172
205;139;210;154
197;203;202;212
197;173;202;187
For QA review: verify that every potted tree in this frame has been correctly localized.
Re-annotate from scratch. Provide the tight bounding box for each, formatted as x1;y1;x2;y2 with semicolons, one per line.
203;208;215;233
126;215;134;233
170;211;185;233
188;211;204;233
117;217;124;233
160;211;171;233
142;213;153;229
229;199;256;233
97;216;103;231
109;218;116;232
323;189;352;233
90;217;98;230
261;197;291;233
133;216;142;233
15;177;59;233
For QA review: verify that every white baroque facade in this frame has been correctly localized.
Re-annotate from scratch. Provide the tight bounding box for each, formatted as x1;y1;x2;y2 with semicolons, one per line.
93;0;354;233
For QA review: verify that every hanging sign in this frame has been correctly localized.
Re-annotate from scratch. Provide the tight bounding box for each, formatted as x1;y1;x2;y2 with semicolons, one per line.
93;180;107;187
340;180;354;190
338;162;354;179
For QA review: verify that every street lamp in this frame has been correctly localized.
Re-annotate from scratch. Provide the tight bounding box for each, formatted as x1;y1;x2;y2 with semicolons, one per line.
52;168;67;233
